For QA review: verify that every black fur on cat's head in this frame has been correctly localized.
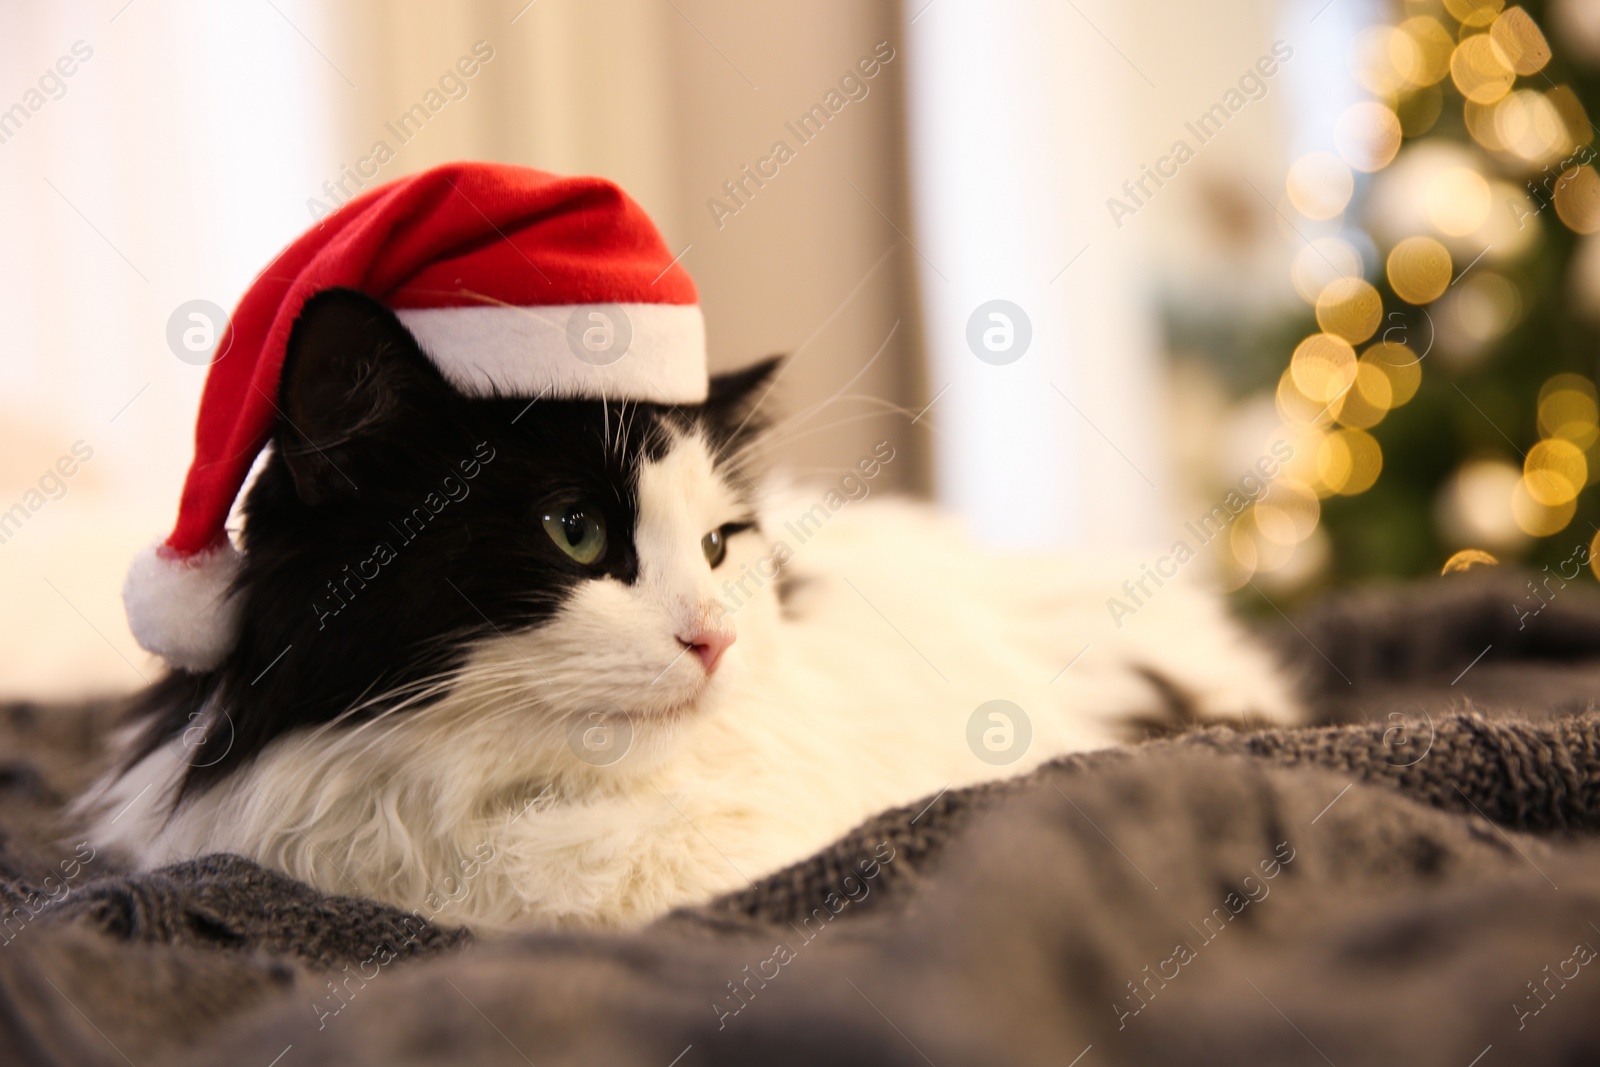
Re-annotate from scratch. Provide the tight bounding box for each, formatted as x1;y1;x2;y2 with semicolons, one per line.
127;288;780;800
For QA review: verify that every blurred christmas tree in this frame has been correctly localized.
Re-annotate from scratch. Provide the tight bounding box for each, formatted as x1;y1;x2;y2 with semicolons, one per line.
1221;0;1600;598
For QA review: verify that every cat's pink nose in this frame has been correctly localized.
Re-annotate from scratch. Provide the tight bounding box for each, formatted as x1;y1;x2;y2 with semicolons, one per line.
680;627;735;675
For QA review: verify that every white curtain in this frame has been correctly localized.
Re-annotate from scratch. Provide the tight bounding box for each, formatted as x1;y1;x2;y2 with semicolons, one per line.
903;0;1168;549
0;2;331;696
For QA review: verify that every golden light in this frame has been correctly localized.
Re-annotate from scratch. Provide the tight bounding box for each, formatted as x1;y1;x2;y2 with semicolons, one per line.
1236;510;1298;573
1425;166;1492;235
1333;362;1395;429
1592;529;1600;581
1227;513;1260;573
1335;102;1404;172
1474;180;1540;257
1448;272;1522;345
1444;0;1506;30
1395;16;1456;86
1554;166;1600;234
1361;341;1422;407
1442;548;1500;573
1512;478;1576;535
1386;236;1453;303
1524;438;1587;505
1538;374;1600;448
1292;238;1365;303
1493;90;1572;163
1253;479;1322;546
1315;277;1384;343
1355;25;1413;96
1547;85;1593;147
1318;428;1383;495
1539;373;1599;405
1490;6;1552;76
1287;152;1355;220
1398;84;1446;137
1260;525;1331;590
1451;33;1516;105
1270;424;1330;485
1276;368;1329;425
1291;333;1359;405
1464;99;1509;154
1437;459;1525;549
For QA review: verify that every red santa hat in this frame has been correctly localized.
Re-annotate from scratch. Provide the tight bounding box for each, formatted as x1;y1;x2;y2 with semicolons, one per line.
125;161;703;671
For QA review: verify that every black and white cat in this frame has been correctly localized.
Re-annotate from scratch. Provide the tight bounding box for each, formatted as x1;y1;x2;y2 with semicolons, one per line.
84;289;1299;930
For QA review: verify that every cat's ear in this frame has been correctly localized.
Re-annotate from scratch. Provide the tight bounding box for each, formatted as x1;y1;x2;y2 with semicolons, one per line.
277;288;449;505
701;355;782;452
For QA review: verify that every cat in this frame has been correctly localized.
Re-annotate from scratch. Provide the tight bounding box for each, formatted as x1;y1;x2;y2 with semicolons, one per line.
82;288;1301;931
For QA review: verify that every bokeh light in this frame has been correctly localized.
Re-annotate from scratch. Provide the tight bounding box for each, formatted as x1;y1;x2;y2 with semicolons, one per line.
1524;438;1587;505
1442;548;1500;573
1356;25;1414;96
1277;368;1328;425
1554;165;1600;234
1335;102;1403;172
1464;99;1508;153
1445;272;1521;346
1332;362;1394;429
1315;277;1384;342
1386;235;1453;302
1537;374;1600;448
1425;166;1492;235
1397;83;1446;136
1395;16;1456;87
1444;0;1507;31
1287;152;1355;220
1292;238;1365;303
1271;423;1331;482
1253;479;1322;546
1493;90;1573;162
1317;427;1383;495
1236;510;1299;574
1512;477;1577;535
1361;341;1423;406
1474;181;1540;257
1437;459;1526;549
1490;6;1552;76
1451;34;1516;105
1290;333;1359;405
1546;85;1592;146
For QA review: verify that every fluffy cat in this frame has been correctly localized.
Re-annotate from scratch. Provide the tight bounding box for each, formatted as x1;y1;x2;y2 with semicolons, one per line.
83;289;1300;931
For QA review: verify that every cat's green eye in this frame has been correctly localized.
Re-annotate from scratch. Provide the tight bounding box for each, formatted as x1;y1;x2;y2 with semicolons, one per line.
701;528;727;569
701;522;752;569
542;505;608;565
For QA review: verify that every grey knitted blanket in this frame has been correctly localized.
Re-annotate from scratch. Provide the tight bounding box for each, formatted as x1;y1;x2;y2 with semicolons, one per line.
5;573;1600;1065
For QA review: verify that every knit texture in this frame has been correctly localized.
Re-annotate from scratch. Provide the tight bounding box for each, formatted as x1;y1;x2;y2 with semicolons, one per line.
6;571;1600;1066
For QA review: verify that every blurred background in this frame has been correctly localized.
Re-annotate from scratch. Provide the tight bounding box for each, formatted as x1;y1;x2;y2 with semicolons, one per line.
2;0;1597;697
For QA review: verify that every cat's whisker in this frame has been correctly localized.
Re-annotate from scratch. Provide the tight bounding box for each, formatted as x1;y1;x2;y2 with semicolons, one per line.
731;410;908;466
715;320;900;474
752;390;915;443
314;675;468;748
722;393;921;473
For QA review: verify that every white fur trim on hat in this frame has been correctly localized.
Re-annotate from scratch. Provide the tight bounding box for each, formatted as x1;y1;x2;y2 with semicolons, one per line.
123;539;244;672
395;303;708;403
